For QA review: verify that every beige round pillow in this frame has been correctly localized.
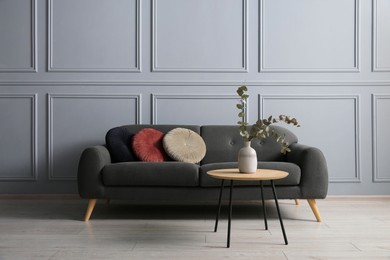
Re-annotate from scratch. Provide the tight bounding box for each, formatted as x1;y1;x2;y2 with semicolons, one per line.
163;128;206;163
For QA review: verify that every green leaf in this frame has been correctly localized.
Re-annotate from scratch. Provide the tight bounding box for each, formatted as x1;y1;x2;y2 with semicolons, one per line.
236;104;243;109
238;86;248;93
255;120;263;126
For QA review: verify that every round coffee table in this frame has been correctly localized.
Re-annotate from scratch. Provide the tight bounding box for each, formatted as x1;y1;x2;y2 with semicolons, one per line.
207;168;289;248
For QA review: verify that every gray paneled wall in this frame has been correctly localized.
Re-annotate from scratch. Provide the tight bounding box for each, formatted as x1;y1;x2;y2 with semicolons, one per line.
152;95;241;124
261;95;360;183
373;0;390;71
0;0;36;72
0;0;389;195
260;0;358;72
153;0;247;72
0;94;37;181
48;94;140;180
372;94;390;182
48;0;140;72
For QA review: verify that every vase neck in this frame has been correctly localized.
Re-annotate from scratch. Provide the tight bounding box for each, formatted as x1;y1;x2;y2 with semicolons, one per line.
244;141;251;147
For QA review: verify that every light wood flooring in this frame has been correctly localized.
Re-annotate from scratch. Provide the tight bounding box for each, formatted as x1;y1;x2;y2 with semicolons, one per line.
0;196;389;259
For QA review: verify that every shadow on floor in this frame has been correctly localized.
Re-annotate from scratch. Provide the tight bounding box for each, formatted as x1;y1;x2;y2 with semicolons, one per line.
0;199;298;221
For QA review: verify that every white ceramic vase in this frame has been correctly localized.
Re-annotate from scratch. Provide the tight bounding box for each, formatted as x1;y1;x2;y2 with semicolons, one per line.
238;141;257;173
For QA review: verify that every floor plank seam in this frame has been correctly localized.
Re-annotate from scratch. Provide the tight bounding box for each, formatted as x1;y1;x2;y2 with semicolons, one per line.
351;242;362;252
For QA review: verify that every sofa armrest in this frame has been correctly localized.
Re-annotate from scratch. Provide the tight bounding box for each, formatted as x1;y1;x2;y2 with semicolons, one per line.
286;143;328;199
77;145;111;198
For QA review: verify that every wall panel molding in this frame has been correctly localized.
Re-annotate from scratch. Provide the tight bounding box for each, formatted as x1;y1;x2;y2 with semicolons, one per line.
3;81;390;87
372;94;390;182
152;94;243;124
260;94;361;183
152;0;248;72
259;0;359;73
47;0;141;72
0;94;37;181
0;0;37;73
48;94;141;180
372;0;390;72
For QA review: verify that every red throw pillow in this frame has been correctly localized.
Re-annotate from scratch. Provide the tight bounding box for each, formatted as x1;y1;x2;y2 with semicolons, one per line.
132;128;167;162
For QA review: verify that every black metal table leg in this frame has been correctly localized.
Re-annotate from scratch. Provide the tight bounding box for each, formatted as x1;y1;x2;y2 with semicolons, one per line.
214;179;225;232
260;181;268;230
227;180;234;248
271;180;288;245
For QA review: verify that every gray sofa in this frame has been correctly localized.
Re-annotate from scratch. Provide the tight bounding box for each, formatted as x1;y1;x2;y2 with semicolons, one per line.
78;124;328;222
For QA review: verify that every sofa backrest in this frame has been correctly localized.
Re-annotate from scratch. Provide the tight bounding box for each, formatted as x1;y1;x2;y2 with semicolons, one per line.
118;124;298;164
121;125;201;135
200;125;298;164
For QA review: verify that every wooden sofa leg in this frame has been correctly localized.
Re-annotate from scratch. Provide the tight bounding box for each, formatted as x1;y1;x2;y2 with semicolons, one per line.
307;199;322;222
294;199;300;205
84;199;97;222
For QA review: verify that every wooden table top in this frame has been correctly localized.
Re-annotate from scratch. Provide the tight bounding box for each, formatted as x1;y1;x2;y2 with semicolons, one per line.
207;168;289;181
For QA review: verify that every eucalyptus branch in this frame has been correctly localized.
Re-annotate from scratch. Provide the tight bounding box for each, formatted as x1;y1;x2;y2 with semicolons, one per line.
237;86;300;154
236;86;250;141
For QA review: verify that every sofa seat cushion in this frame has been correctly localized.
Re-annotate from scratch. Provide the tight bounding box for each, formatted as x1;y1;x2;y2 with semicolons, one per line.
200;162;300;187
102;162;199;187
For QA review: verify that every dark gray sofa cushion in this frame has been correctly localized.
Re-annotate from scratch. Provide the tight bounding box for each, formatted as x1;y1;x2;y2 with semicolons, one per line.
102;162;199;187
200;162;301;187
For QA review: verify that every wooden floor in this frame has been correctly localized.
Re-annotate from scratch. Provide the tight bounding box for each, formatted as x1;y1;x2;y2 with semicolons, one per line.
0;197;389;259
